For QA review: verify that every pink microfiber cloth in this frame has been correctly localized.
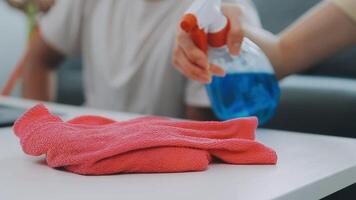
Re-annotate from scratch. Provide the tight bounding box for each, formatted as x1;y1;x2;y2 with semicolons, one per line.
13;104;277;175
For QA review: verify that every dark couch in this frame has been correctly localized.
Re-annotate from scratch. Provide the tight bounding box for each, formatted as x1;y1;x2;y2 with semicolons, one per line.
56;59;84;105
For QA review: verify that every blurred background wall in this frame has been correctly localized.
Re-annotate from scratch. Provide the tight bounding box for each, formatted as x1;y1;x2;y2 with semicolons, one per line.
0;1;26;95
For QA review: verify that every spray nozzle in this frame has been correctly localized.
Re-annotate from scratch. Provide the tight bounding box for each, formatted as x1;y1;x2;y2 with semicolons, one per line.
181;0;230;52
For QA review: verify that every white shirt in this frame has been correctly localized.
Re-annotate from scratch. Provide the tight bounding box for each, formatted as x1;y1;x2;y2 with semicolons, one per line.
40;0;260;118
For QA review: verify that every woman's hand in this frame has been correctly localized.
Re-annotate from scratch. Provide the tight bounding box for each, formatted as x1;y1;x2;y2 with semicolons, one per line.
172;3;244;83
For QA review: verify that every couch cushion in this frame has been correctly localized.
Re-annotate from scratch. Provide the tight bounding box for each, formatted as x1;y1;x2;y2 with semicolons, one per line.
265;75;356;137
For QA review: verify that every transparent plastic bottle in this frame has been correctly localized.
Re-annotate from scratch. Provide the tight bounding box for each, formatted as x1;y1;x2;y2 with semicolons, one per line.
206;38;280;125
181;0;280;125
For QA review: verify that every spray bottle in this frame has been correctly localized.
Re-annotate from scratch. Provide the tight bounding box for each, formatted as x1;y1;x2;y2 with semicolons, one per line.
181;0;280;125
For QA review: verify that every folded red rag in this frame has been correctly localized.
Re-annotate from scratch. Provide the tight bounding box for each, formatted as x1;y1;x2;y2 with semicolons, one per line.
13;104;277;175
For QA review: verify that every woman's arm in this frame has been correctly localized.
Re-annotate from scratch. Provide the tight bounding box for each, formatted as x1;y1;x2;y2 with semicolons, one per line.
244;0;356;79
22;31;64;101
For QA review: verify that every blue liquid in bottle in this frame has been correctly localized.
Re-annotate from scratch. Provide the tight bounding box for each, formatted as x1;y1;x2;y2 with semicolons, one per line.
206;73;280;125
206;38;280;125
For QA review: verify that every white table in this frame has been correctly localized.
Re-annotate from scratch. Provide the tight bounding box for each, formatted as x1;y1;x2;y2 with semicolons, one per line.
1;96;356;200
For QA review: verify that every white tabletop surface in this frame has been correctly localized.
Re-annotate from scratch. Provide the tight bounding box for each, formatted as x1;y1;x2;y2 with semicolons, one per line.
1;96;356;200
